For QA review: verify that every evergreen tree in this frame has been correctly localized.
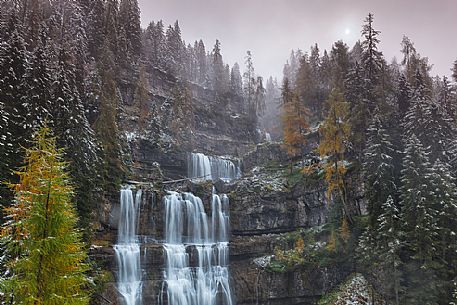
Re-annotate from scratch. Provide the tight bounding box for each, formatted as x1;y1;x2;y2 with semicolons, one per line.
281;78;309;159
196;39;207;84
118;0;141;59
430;159;457;301
164;21;183;75
401;36;433;89
330;40;350;90
86;0;105;59
361;13;383;88
0;18;29;211
397;73;412;115
94;44;126;194
296;55;320;122
52;49;101;229
362;112;397;228
243;50;256;108
345;62;368;160
230;62;243;96
104;0;119;57
377;196;403;305
404;71;457;164
0;126;91;304
23;35;53;132
399;134;441;305
254;76;266;116
212;39;227;94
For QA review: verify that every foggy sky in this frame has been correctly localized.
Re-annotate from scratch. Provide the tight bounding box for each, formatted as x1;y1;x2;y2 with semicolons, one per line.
138;0;457;80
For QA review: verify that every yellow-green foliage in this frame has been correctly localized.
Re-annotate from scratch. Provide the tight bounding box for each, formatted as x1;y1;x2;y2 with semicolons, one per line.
318;89;351;219
274;237;306;268
318;89;350;199
0;126;91;304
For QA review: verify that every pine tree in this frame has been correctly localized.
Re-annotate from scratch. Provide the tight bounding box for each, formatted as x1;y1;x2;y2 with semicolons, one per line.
318;89;351;221
118;0;141;59
397;73;412;115
430;159;457;301
330;40;350;90
23;35;53;132
0;17;29;211
164;21;183;75
212;39;227;94
196;39;207;84
296;55;320;122
281;78;309;160
377;195;403;305
404;71;457;164
361;13;383;87
230;62;243;96
345;61;368;160
86;0;105;59
362;112;397;228
52;49;101;229
94;43;126;194
399;134;441;305
243;50;256;109
0;126;91;304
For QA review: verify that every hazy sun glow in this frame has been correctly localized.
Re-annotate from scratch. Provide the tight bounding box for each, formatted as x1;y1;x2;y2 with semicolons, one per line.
345;28;351;35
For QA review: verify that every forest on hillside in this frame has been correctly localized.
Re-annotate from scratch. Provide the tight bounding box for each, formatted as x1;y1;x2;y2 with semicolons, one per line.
0;1;457;304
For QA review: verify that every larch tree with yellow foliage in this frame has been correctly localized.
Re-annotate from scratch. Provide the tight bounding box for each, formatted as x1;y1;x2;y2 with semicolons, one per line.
281;78;310;167
0;126;91;304
318;89;352;222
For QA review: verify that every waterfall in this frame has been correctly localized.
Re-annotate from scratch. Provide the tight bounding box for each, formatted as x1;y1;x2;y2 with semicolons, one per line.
114;188;142;305
161;191;233;305
189;152;240;181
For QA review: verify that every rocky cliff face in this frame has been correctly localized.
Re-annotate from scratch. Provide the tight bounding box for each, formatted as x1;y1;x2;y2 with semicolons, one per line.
119;67;257;180
92;66;355;304
92;140;354;305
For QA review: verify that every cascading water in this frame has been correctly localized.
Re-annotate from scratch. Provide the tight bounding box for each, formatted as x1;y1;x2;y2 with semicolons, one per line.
161;190;233;305
114;188;142;305
188;152;240;181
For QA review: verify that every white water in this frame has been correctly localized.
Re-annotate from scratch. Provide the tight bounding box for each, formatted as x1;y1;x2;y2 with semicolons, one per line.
188;152;240;181
161;191;233;305
114;188;142;305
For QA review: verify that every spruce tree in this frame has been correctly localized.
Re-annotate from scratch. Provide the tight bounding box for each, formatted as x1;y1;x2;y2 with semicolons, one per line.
281;78;309;160
377;196;403;305
345;61;368;160
118;0;141;59
0;126;91;304
0;17;29;211
430;159;457;301
404;71;457;164
230;62;243;96
362;112;397;228
94;43;126;194
52;49;101;229
399;134;441;305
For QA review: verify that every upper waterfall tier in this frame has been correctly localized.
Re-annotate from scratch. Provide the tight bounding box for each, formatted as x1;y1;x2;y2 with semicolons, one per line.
188;152;241;181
